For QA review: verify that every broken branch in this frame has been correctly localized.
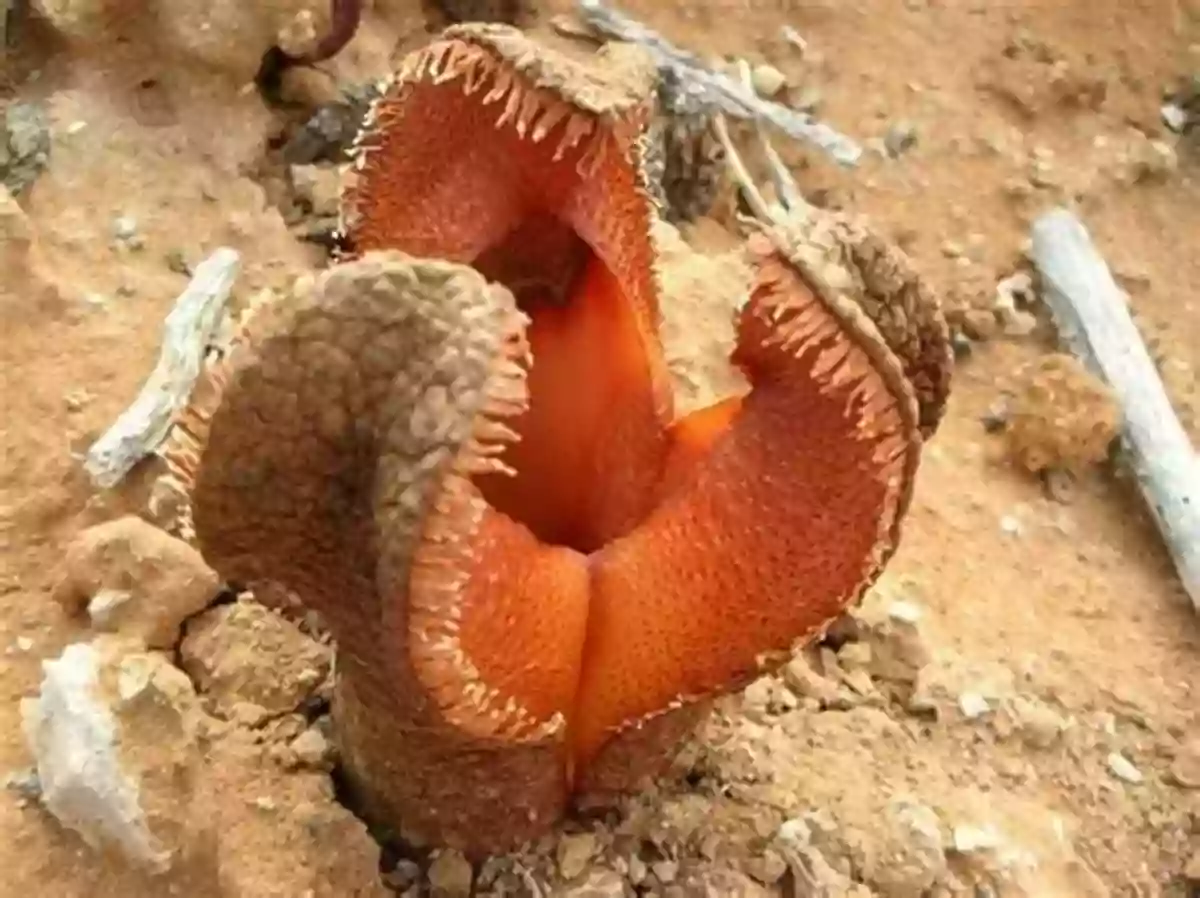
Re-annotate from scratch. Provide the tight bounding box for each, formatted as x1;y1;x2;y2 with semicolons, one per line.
1030;208;1200;613
574;0;863;168
711;56;812;226
83;248;241;490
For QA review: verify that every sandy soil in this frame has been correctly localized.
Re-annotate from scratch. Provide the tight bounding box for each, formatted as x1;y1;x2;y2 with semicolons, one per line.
2;1;1198;896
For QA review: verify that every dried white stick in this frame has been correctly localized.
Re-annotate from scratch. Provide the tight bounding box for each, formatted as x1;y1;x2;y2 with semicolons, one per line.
712;58;811;227
83;248;241;490
575;0;863;167
734;58;804;213
1030;208;1200;612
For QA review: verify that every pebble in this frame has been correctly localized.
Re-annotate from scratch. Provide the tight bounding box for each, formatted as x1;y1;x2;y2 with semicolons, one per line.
650;859;679;884
1161;103;1188;132
382;859;421;890
2;101;51;195
958;692;991;719
751;63;787;97
428;848;473;897
556;831;600;880
999;515;1023;537
112;215;139;242
950;331;974;359
884;120;919;157
1008;696;1068;748
837;641;873;671
961;308;1001;341
1106;751;1143;784
940;240;964;259
288;727;332;769
1124;138;1177;184
744;848;788;885
782;654;841;706
981;401;1010;433
951;822;1002;853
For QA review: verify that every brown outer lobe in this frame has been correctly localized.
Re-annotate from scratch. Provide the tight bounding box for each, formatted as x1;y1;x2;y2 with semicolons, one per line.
772;211;954;439
168;254;571;856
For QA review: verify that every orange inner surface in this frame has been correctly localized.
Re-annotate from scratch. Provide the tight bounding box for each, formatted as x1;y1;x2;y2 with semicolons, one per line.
352;69;730;775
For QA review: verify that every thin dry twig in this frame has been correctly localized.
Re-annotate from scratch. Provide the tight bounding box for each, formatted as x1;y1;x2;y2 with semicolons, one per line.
1030;208;1200;612
574;0;862;167
83;248;241;490
710;56;812;226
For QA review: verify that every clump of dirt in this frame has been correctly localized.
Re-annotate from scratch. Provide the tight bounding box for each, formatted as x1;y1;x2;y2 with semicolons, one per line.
52;514;221;649
1002;353;1121;476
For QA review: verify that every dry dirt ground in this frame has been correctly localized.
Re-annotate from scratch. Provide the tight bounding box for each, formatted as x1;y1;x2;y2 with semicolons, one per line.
2;1;1199;896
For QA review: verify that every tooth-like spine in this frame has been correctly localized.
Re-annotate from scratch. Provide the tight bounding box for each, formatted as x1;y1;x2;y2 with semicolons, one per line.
531;103;568;143
494;84;524;130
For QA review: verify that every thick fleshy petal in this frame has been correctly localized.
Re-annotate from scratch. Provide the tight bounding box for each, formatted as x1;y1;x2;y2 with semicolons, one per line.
571;226;924;780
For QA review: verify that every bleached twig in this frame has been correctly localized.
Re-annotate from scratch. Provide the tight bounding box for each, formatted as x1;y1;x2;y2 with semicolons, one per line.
574;0;863;167
711;57;812;226
83;248;241;489
1030;209;1200;612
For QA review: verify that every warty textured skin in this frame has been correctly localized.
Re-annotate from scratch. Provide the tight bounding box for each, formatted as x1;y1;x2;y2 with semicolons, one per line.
160;25;953;858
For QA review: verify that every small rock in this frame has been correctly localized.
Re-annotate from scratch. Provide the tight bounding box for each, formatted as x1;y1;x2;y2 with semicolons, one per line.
782;653;841;706
981;400;1010;433
951;822;1002;853
428;848;474;897
744;848;788;884
961;308;1001;341
950;330;974;359
179;598;332;718
383;859;422;890
651;859;679;884
1106;751;1143;784
941;240;964;260
860;799;947;897
1123;137;1178;184
20;637;204;873
884;120;919;157
994;271;1034;307
289;164;342;218
837;641;873;671
1006;696;1068;748
958;692;991;719
53;516;221;650
751;63;787;97
2;101;51;195
853;597;932;686
1162;102;1188;133
556;831;600;880
998;308;1038;337
112;215;143;250
288;727;333;770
